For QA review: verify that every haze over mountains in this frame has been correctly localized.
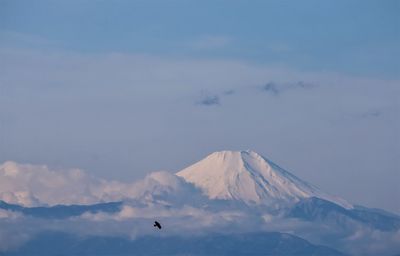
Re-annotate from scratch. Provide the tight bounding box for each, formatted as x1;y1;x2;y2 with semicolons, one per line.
1;150;399;255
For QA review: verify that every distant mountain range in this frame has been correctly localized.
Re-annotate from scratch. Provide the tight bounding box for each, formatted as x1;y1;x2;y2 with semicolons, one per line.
288;197;400;232
1;150;399;255
3;232;346;256
0;200;122;219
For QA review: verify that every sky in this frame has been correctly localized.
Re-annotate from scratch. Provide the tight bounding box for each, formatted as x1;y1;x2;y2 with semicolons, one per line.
0;0;399;213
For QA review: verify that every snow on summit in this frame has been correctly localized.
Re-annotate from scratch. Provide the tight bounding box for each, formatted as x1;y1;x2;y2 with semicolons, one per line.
177;150;352;208
0;151;351;209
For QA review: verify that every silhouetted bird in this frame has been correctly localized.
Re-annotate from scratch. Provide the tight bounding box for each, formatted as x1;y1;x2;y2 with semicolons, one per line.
154;221;162;229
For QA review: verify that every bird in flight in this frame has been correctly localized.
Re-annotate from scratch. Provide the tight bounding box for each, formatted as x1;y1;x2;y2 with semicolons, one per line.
154;221;162;229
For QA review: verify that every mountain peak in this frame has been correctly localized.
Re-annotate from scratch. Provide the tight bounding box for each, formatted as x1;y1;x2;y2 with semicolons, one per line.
176;150;352;208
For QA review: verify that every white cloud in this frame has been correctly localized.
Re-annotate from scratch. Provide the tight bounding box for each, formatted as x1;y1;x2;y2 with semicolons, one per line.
0;160;399;255
0;161;206;207
0;161;132;206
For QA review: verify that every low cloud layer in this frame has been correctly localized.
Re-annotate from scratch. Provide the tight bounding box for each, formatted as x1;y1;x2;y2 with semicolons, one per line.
1;161;400;255
0;161;126;206
0;161;204;207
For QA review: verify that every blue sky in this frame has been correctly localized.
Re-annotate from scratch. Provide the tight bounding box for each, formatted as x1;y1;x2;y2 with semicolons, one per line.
1;0;399;77
0;1;399;213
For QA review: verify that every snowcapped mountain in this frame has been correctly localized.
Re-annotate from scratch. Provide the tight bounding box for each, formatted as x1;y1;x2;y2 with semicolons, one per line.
1;151;400;255
177;150;352;209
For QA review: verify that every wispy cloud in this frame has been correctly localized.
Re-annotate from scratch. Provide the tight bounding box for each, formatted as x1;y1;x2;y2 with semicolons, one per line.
359;110;382;118
261;81;315;95
223;89;235;96
196;88;236;107
197;93;221;106
262;82;280;95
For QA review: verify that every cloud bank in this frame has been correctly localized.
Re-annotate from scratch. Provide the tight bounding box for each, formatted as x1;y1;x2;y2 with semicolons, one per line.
0;161;204;207
1;160;400;255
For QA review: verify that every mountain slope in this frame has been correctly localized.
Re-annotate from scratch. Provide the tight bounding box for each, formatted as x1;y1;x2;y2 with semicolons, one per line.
0;200;122;219
177;150;351;208
288;197;400;231
6;231;347;256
